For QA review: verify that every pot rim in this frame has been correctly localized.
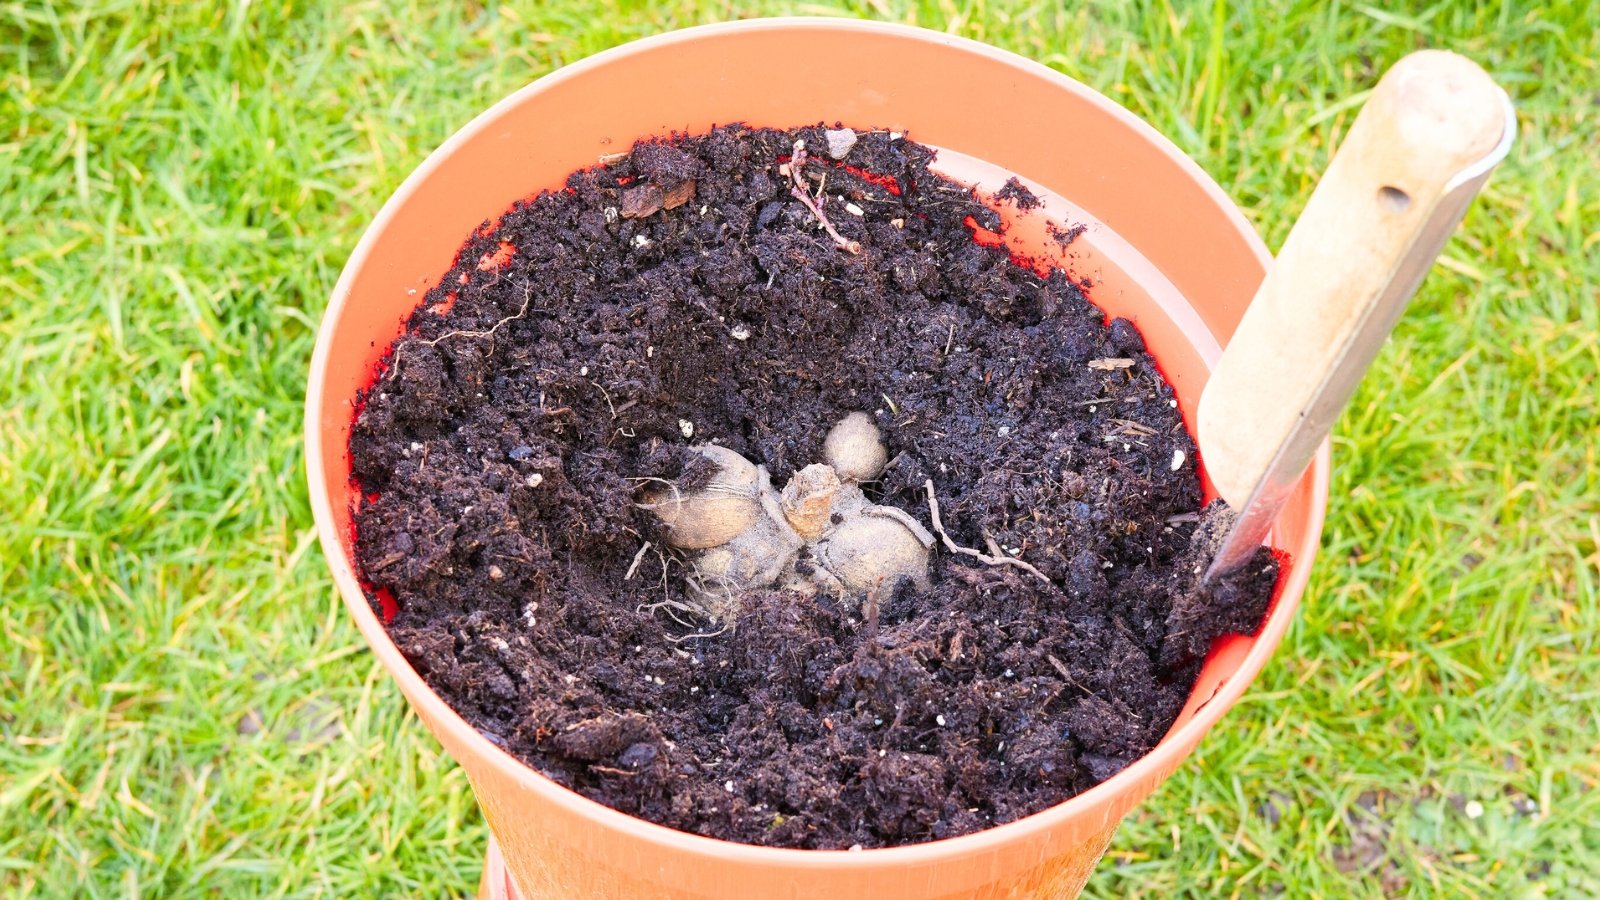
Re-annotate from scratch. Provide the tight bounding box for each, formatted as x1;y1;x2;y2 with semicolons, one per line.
306;15;1330;867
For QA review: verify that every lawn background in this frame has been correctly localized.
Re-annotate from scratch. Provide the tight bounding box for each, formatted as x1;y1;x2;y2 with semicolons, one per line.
2;0;1595;896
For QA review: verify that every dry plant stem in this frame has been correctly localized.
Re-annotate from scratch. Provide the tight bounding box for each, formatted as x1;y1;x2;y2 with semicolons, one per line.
624;541;652;581
923;479;1054;587
1045;653;1078;685
862;584;883;645
1087;357;1135;371
786;140;862;255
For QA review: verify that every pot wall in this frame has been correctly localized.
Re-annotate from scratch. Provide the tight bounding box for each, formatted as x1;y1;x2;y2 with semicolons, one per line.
307;18;1328;900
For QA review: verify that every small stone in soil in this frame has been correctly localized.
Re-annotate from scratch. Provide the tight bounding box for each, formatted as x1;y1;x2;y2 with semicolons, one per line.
824;127;857;159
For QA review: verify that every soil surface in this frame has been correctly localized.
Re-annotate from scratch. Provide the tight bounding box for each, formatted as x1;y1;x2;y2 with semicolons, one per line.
349;124;1278;849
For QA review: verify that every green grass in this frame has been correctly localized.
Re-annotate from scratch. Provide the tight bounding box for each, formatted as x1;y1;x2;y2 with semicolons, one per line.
1;0;1594;895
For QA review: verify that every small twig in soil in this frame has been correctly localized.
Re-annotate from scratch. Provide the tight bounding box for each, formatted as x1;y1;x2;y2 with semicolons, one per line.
624;541;652;581
587;765;638;777
1087;357;1135;371
1109;418;1157;437
923;479;1054;588
1045;652;1123;714
879;450;908;478
1045;653;1078;685
863;584;883;646
783;140;861;255
591;379;617;418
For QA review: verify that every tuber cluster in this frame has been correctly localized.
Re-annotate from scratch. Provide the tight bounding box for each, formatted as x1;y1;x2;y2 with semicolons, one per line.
638;413;932;620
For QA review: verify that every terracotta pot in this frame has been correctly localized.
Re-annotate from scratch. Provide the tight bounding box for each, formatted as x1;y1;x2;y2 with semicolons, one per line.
306;17;1329;899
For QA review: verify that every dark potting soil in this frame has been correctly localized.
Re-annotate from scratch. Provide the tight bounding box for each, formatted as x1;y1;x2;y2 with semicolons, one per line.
349;124;1279;849
993;176;1042;211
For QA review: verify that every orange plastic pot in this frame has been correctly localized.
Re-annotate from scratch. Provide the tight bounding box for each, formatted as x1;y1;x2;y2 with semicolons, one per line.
306;17;1328;899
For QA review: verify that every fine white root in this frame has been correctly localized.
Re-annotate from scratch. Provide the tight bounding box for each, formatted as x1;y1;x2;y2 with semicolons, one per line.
382;281;537;385
868;505;936;547
664;622;730;643
923;479;1054;587
637;597;710;629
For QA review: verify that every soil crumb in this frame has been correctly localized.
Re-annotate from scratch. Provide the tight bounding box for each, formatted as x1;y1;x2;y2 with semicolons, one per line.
994;176;1041;210
1048;220;1089;249
349;124;1279;849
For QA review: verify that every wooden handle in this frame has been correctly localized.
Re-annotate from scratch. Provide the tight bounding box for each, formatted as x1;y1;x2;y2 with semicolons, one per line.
1198;50;1508;508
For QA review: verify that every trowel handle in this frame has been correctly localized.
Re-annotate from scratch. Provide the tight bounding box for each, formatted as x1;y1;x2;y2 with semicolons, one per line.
1198;50;1513;511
